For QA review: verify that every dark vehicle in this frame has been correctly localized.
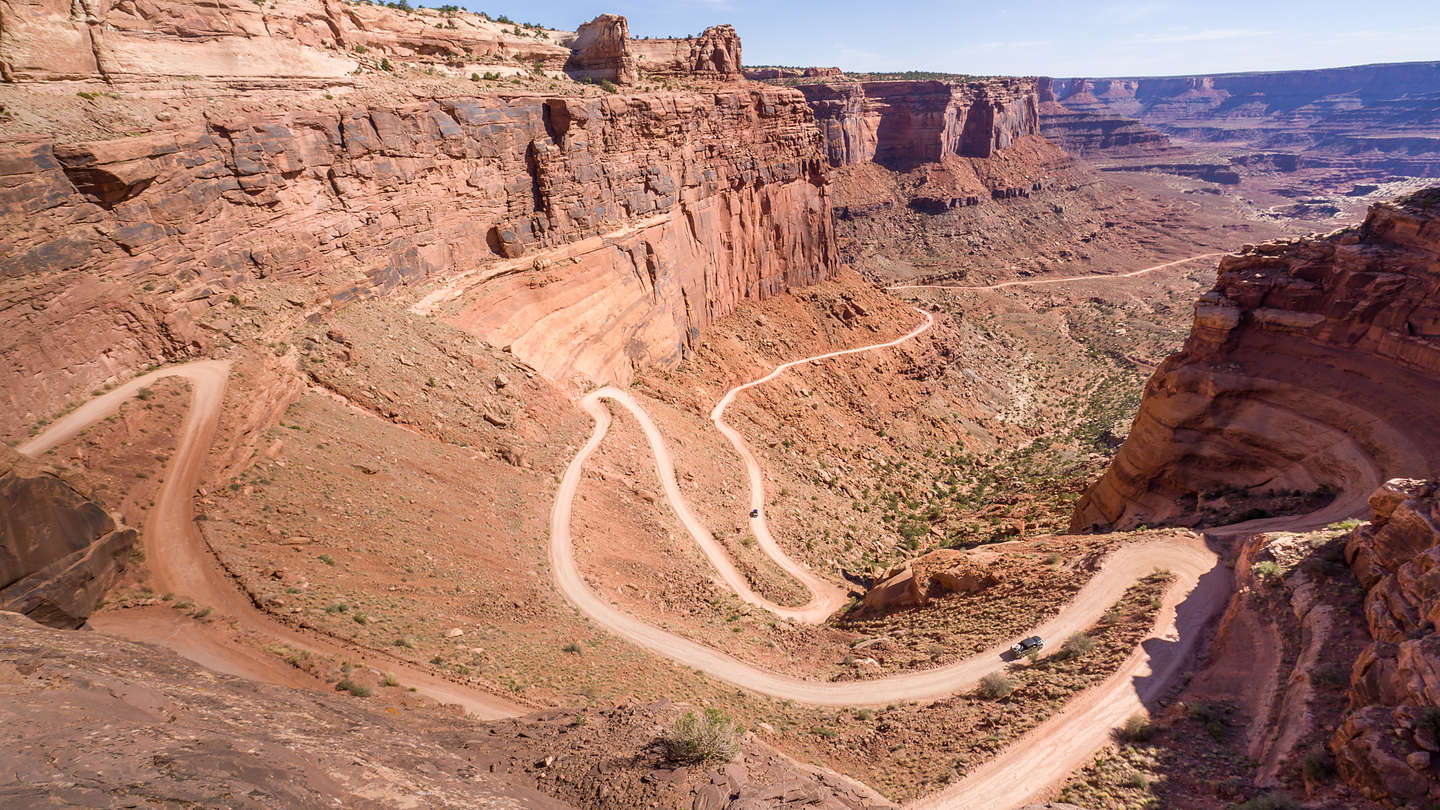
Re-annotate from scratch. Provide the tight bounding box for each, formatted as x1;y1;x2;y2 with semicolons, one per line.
1010;636;1043;656
749;508;760;518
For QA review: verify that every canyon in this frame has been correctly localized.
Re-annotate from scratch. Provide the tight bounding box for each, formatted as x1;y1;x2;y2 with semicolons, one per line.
2;2;1440;809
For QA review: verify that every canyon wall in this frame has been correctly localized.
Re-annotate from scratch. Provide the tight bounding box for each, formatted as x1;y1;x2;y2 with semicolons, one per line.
1073;190;1440;531
1035;77;1172;157
798;79;1040;169
0;85;835;422
1044;62;1440;173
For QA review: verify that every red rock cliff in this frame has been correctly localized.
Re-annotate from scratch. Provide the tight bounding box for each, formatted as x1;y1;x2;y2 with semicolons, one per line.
1335;479;1440;803
798;79;1041;169
1073;189;1440;531
564;15;742;85
0;86;835;421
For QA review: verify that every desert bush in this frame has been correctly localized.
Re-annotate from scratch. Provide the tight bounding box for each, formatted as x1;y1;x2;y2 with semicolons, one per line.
1301;748;1335;783
600;79;618;93
1060;633;1095;659
662;708;742;764
335;678;371;697
975;673;1015;700
1121;712;1155;742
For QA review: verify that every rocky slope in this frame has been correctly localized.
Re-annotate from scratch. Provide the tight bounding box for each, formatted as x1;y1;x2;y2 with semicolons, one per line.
1044;62;1440;175
1;610;888;809
1074;188;1440;531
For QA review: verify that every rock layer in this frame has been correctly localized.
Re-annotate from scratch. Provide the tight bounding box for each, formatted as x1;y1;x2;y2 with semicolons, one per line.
1035;77;1172;157
798;79;1041;169
1073;189;1440;530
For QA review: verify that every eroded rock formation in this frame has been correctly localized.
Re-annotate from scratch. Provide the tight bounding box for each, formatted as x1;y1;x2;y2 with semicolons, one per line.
799;79;1041;169
0;449;134;628
1335;479;1440;803
1074;189;1440;531
565;15;741;85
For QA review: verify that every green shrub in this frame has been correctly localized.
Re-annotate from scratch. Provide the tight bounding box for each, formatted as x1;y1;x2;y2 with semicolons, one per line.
975;673;1014;700
1252;560;1283;582
379;58;394;72
600;79;618;93
662;708;743;764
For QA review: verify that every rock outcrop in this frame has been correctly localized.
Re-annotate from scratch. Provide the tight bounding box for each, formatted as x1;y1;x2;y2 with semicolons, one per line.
0;449;134;628
1044;62;1440;175
565;15;741;85
1073;188;1440;531
799;79;1041;169
1334;479;1440;803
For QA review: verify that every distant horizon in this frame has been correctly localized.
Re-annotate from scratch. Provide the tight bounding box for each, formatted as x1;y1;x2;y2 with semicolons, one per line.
737;58;1440;82
453;0;1440;79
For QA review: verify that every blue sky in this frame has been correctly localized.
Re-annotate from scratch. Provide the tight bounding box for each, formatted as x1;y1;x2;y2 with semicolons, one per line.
476;0;1439;77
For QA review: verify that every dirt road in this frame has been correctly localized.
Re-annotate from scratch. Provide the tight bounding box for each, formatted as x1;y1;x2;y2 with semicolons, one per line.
21;362;523;720
888;252;1225;292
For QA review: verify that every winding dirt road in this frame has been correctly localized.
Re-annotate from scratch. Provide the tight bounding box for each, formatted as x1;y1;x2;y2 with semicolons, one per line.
20;362;523;720
548;253;1378;807
889;252;1225;292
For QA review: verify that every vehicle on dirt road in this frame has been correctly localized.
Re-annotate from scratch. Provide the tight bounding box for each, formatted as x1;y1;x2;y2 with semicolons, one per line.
749;508;760;518
1010;636;1043;656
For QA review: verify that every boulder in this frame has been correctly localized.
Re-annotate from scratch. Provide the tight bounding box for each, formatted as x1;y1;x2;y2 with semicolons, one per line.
859;566;925;614
0;449;134;628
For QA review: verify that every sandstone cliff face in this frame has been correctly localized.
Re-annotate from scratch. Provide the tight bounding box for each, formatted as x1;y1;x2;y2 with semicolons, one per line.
1073;190;1440;531
1335;479;1440;803
0;449;134;628
798;79;1040;169
0;85;834;420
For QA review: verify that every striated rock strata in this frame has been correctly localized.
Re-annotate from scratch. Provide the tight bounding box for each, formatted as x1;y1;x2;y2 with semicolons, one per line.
798;79;1040;169
1335;479;1440;803
1035;77;1172;157
1;85;834;421
1074;189;1440;530
1044;63;1440;175
0;449;134;628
